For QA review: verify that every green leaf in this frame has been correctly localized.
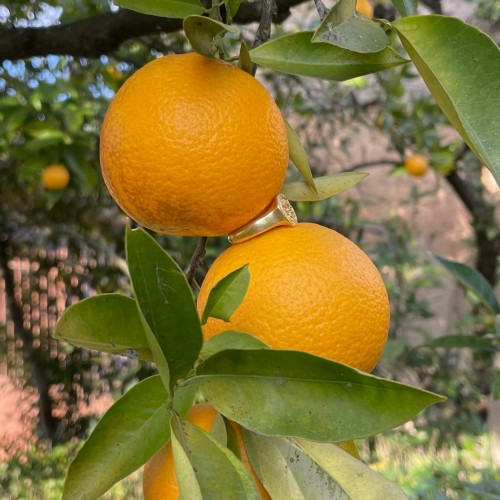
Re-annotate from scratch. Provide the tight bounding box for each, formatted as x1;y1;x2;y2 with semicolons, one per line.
391;0;418;17
115;0;205;19
250;31;408;81
126;227;203;391
199;331;269;363
184;16;239;58
62;376;169;500
239;42;253;74
170;414;261;500
434;254;500;314
296;438;407;499
312;0;389;54
191;349;444;442
244;432;349;499
171;421;203;500
493;370;500;400
282;172;368;201
393;15;500;186
53;294;152;361
285;119;317;193
421;334;498;352
226;0;241;22
201;264;250;325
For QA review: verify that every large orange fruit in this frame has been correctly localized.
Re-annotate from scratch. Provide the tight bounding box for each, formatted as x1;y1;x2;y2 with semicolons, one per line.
356;0;374;18
143;403;269;499
197;223;390;372
100;52;288;236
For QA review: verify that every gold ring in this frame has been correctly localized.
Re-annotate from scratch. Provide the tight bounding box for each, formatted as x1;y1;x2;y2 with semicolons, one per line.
228;194;298;244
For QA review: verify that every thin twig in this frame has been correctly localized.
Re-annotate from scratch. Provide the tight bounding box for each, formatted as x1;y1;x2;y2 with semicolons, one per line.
184;237;208;290
251;0;276;74
313;0;329;20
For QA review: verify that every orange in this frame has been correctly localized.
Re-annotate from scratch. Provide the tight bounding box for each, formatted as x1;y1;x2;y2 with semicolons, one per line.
100;52;288;236
143;403;269;499
41;164;70;190
197;223;390;372
356;0;374;18
404;154;429;177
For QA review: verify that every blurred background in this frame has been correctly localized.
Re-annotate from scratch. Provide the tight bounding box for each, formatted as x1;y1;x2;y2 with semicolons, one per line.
0;0;499;498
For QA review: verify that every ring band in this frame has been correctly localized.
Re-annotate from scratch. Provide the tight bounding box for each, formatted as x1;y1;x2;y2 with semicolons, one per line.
228;194;298;244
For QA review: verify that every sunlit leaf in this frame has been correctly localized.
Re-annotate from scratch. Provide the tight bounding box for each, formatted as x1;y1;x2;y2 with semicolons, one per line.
171;414;260;499
285;119;317;193
244;432;348;499
250;31;408;81
282;172;368;201
191;349;445;442
126;227;203;391
201;264;250;325
393;15;500;186
62;376;169;500
434;254;500;314
115;0;205;19
296;438;407;499
53;294;152;360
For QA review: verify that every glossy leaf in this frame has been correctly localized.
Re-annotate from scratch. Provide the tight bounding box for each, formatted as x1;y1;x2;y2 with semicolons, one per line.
391;0;418;17
184;16;239;58
199;331;269;363
115;0;205;19
313;0;388;54
191;349;444;442
53;294;152;361
244;432;348;499
63;376;169;500
170;414;261;500
285;119;317;193
434;254;500;314
393;15;500;186
200;264;250;325
296;438;407;499
126;227;203;390
421;334;497;352
282;172;368;201
250;31;408;81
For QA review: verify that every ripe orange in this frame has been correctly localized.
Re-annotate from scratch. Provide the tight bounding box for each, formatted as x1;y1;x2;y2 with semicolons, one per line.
100;52;288;236
41;164;70;190
404;154;429;177
197;223;390;372
356;0;374;18
143;403;269;499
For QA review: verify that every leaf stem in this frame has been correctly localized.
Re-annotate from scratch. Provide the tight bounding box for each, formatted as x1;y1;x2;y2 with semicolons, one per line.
313;0;329;20
251;0;276;75
184;236;208;291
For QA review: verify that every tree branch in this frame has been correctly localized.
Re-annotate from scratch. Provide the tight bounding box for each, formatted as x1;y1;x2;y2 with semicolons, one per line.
0;0;306;62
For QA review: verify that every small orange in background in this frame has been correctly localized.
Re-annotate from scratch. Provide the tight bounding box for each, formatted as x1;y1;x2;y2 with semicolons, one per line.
100;52;288;237
197;222;390;373
143;403;270;499
41;164;70;190
356;0;374;18
404;154;429;177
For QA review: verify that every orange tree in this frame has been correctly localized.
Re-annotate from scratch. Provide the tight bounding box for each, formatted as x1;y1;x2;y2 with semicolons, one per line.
43;0;500;498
